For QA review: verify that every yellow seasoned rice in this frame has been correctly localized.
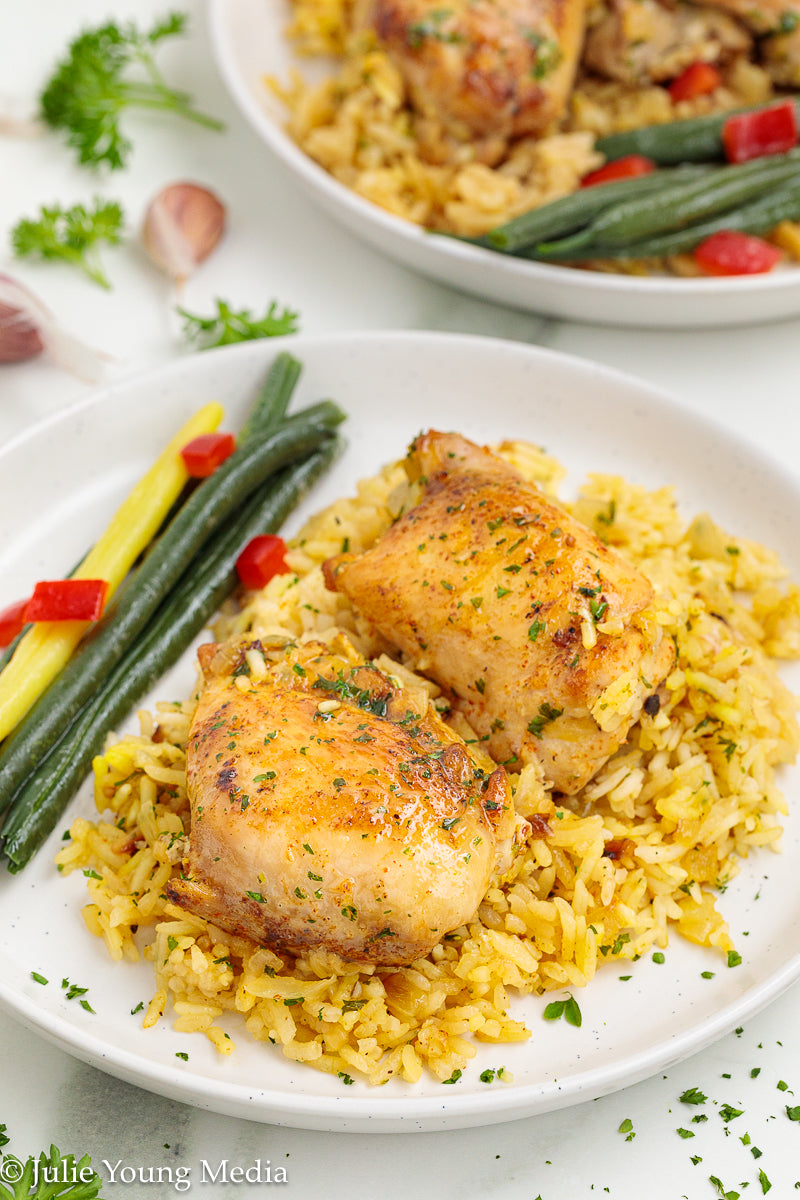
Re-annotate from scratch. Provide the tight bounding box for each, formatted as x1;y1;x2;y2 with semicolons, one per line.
57;443;800;1085
268;0;778;263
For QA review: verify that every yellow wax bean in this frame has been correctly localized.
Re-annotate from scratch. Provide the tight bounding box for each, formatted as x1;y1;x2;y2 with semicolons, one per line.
0;401;224;741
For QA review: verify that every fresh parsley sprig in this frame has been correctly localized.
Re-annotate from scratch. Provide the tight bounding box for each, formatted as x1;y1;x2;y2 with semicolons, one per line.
0;1138;103;1200
11;199;125;289
39;12;223;171
177;299;300;349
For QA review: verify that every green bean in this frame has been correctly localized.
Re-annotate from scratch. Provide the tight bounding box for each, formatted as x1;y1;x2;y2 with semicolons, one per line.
536;151;800;258
471;164;713;253
239;351;302;441
536;177;800;261
595;98;800;165
0;402;344;814
2;440;343;871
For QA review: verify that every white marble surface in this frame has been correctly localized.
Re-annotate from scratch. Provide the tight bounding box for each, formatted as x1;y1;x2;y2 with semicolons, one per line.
2;2;800;1197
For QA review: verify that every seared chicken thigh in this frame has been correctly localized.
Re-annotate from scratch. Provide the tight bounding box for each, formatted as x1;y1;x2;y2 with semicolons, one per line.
697;0;799;35
760;21;800;85
167;635;520;966
697;0;800;83
353;0;587;162
326;432;673;795
583;0;750;85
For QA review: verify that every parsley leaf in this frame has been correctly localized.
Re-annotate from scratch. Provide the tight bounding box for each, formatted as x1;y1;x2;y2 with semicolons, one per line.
527;702;563;738
11;198;124;288
542;992;582;1027
39;12;223;170
178;298;300;349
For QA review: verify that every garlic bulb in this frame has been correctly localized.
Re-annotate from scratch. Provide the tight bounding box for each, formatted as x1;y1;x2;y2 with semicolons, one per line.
0;274;107;379
141;182;226;286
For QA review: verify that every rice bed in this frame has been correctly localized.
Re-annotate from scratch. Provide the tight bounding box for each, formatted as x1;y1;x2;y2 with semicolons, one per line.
57;443;800;1085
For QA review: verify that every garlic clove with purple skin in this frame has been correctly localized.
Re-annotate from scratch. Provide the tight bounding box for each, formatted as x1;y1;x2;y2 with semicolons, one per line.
0;301;44;364
141;182;226;287
0;274;108;380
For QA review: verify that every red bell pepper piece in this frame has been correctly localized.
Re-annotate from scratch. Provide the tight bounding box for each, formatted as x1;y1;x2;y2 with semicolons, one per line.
235;535;289;590
580;155;657;188
722;99;799;163
26;579;109;622
693;230;782;276
668;61;722;102
0;598;29;647
180;432;236;478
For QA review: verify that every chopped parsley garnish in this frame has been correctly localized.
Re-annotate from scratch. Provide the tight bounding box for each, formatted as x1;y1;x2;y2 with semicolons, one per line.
589;598;608;623
679;1086;707;1105
313;670;388;716
542;993;582;1027
407;9;464;48
442;1069;463;1084
527;702;563;738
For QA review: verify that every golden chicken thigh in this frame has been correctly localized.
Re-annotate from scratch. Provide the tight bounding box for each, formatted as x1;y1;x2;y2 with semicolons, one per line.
167;635;519;965
583;0;750;86
354;0;586;162
326;432;674;795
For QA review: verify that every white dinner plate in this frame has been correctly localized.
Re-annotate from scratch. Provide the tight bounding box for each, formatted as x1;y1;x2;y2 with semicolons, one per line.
1;331;800;1132
208;0;800;330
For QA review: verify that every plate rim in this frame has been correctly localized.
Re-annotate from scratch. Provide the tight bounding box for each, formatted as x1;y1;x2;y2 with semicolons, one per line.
3;329;800;1130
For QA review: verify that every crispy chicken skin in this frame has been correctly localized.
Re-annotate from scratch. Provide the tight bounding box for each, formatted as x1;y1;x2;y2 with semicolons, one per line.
353;0;586;163
167;635;520;966
325;432;674;795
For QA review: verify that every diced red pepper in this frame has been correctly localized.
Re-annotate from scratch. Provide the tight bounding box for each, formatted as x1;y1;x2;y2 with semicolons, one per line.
180;432;236;478
693;230;782;276
236;535;289;590
668;61;722;103
722;99;799;164
0;598;29;647
26;579;109;622
580;155;657;187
